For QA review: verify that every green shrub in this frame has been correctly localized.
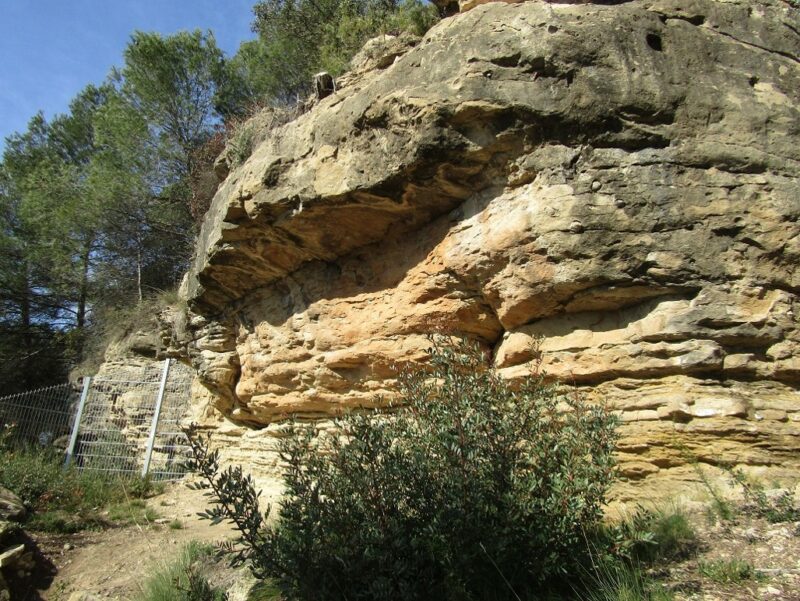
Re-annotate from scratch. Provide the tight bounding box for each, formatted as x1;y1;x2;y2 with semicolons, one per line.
189;336;618;601
647;507;697;561
227;122;256;168
0;446;122;512
317;0;439;76
0;447;74;510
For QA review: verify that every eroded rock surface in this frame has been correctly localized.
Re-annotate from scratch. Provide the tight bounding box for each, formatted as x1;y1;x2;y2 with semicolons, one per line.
181;0;800;500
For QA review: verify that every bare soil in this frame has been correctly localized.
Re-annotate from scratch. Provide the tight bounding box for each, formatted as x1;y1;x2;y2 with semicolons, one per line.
668;512;800;601
31;479;237;601
16;485;800;601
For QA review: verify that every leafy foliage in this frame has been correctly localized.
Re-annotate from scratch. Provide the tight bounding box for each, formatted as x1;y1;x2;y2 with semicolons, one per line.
188;337;618;600
187;130;226;225
93;30;232;301
185;427;284;580
0;29;233;389
227;122;256;168
116;30;231;161
244;0;439;102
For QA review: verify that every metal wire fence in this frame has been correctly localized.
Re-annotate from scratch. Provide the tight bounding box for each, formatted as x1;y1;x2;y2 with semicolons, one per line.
67;359;194;480
0;359;194;481
0;383;79;447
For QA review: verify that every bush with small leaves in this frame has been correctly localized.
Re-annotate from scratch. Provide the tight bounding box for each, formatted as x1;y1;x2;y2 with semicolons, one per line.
245;0;439;102
188;336;618;601
227;122;255;167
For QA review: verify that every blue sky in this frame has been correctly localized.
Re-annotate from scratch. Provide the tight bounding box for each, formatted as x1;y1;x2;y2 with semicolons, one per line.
0;0;257;148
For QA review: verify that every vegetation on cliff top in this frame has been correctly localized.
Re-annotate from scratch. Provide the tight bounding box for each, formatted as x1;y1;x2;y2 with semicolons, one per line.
0;0;439;393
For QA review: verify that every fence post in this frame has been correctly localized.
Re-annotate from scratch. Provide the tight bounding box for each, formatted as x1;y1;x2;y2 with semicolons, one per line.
64;377;91;470
142;358;171;477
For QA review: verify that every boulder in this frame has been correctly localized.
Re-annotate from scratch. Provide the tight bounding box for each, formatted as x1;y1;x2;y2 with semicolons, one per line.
0;489;24;523
0;545;24;569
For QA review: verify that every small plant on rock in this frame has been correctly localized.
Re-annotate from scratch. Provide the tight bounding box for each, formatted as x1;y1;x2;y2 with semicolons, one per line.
188;336;619;601
729;469;800;524
227;121;255;167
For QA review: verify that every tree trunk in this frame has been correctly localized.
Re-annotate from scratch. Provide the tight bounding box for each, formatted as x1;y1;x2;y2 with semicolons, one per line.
76;237;93;329
136;236;143;303
314;72;335;100
20;260;32;347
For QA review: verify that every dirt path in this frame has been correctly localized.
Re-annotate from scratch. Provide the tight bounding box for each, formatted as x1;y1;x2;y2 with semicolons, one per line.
25;482;800;601
33;480;240;601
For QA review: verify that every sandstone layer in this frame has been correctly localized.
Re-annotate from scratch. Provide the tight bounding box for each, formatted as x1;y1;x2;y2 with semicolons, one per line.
179;0;800;501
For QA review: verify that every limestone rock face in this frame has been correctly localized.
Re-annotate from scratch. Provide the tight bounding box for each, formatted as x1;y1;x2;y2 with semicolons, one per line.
182;0;800;500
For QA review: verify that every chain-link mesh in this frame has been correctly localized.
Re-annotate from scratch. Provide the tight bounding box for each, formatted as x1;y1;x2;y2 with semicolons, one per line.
1;360;194;480
0;383;78;447
145;364;194;480
71;360;194;480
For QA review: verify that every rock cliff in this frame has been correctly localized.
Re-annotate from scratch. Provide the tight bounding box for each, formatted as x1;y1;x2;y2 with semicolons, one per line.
178;0;800;500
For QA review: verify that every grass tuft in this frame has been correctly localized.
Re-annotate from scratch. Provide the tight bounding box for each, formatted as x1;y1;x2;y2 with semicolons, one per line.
579;562;674;601
698;559;762;584
107;499;159;525
26;509;106;534
611;503;698;564
136;541;227;601
642;505;698;562
246;580;283;601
